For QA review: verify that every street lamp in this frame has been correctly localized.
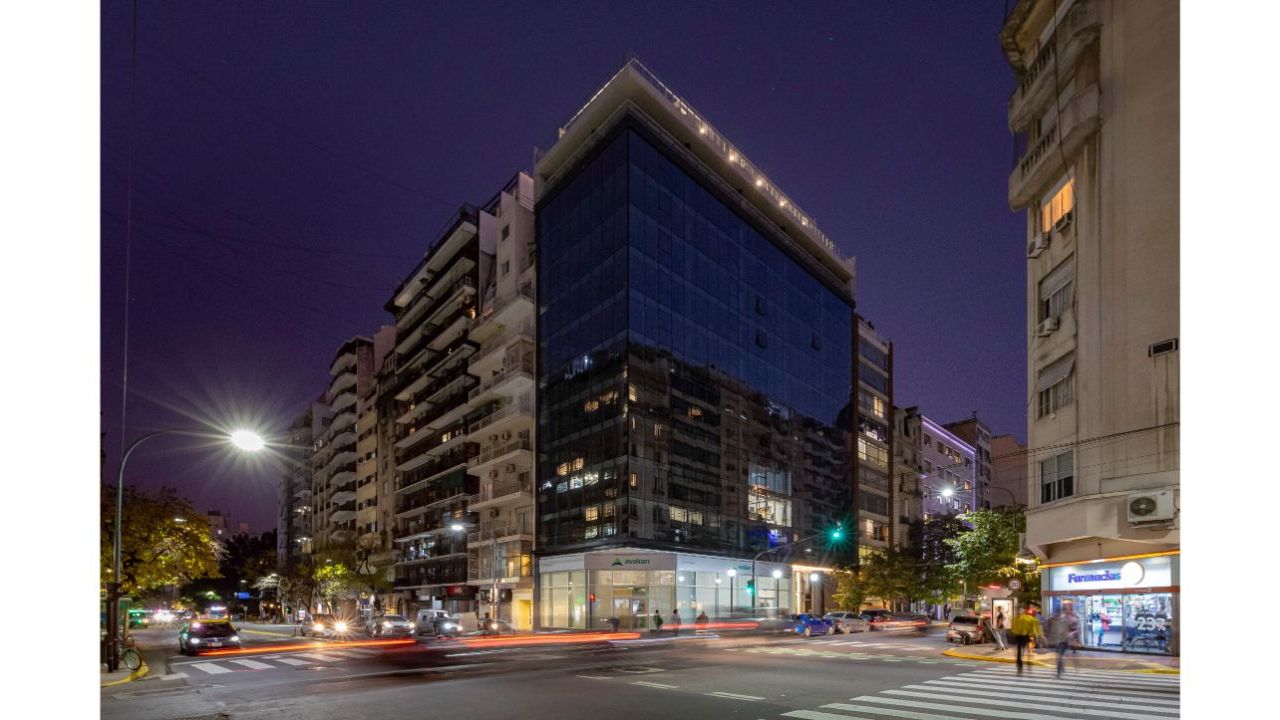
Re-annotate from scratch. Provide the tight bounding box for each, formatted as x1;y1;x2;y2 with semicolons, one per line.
106;428;264;671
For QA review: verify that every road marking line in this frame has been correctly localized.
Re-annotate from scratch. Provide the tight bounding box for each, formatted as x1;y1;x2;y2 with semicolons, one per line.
189;662;232;675
294;653;340;662
938;676;1177;699
974;668;1181;686
272;657;313;667
228;659;273;670
961;671;1181;694
846;694;1166;720
340;648;378;656
578;675;612;680
708;691;766;701
923;679;1179;705
160;672;187;680
784;711;860;720
633;681;678;689
886;688;1179;714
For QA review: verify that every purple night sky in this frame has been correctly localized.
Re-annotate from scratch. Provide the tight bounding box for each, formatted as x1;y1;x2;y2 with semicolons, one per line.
100;1;1026;533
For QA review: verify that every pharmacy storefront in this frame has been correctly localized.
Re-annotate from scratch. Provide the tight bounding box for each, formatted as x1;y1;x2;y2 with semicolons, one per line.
1042;552;1179;655
537;550;793;630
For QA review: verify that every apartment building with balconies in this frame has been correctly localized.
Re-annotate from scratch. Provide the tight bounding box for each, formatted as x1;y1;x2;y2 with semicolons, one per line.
463;173;537;630
853;317;894;559
385;205;485;617
312;337;377;551
943;416;993;509
1002;0;1179;653
279;398;329;565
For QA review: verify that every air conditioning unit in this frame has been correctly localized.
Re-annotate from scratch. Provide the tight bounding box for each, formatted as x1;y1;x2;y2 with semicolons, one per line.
489;434;499;444
1037;316;1060;337
504;463;518;473
1054;209;1074;232
500;431;513;441
1127;490;1175;524
488;508;501;518
1027;234;1049;259
488;468;500;479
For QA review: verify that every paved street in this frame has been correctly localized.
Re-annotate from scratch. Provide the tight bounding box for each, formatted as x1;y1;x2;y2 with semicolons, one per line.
102;627;1178;720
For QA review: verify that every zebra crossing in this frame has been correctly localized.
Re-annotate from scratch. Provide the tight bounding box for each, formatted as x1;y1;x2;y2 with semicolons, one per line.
777;665;1179;720
737;641;971;666
818;640;932;650
176;647;382;675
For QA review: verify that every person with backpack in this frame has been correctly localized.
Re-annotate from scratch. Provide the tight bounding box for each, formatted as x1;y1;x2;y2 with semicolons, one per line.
651;610;663;634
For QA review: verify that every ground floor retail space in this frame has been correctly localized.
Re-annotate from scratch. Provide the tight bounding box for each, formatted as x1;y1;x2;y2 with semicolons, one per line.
536;549;831;630
1042;551;1179;655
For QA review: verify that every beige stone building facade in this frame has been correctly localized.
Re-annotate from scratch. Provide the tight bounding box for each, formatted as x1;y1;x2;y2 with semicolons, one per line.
1002;0;1179;653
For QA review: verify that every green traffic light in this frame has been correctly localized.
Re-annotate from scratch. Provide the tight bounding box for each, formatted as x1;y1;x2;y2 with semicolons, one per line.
831;527;843;540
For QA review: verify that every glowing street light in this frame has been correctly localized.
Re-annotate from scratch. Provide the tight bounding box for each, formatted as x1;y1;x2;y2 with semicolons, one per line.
230;429;265;452
940;486;955;499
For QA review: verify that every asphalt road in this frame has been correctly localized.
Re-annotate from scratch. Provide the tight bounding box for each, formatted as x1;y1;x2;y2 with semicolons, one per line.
102;626;1180;720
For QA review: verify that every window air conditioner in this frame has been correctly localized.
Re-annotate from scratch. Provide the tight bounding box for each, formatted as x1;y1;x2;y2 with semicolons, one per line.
1054;209;1074;232
501;431;513;441
1127;490;1175;524
489;468;500;479
1037;316;1060;337
489;508;501;518
504;464;517;473
1027;234;1049;259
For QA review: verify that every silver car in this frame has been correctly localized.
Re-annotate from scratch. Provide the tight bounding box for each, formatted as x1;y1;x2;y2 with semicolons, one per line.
824;611;869;634
370;614;415;638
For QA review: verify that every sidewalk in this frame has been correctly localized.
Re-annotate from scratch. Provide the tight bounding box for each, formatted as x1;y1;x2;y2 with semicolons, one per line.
100;661;149;687
942;644;1179;673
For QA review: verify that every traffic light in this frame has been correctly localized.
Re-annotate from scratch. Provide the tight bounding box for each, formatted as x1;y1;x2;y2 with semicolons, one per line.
830;526;844;541
746;580;755;595
588;593;597;604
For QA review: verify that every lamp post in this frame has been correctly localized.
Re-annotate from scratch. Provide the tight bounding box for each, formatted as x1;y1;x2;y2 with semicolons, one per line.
106;428;263;671
726;568;736;617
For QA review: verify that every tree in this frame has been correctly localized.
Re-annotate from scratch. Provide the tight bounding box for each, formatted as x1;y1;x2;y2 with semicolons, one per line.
101;485;222;595
945;508;1022;587
830;568;867;611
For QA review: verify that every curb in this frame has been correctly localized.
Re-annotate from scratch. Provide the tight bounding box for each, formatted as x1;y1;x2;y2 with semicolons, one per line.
941;648;1179;675
943;648;1050;667
100;660;149;687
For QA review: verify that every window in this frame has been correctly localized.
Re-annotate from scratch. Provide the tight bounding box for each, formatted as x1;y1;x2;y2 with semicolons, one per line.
1040;177;1075;233
585;505;599;521
500;261;510;277
1040;451;1074;503
857;437;889;470
1038;259;1075;321
501;224;510;240
755;330;768;349
923;434;932;447
669;506;688;523
1037;353;1075;418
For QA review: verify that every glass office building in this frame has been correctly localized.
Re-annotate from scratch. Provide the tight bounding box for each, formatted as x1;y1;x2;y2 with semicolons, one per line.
534;62;856;628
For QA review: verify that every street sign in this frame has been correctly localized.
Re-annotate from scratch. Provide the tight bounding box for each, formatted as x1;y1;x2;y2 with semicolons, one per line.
1008;579;1022;590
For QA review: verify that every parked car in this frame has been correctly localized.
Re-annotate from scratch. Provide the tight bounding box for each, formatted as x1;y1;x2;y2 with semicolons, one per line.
824;611;869;634
178;619;242;655
861;609;928;632
370;614;415;638
946;614;987;645
790;613;833;637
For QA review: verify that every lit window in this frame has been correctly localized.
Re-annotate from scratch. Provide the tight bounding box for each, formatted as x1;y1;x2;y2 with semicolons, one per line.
583;399;600;413
584;525;599;539
572;457;585;471
669;507;688;523
628;384;638;402
585;506;599;521
1040;177;1075;233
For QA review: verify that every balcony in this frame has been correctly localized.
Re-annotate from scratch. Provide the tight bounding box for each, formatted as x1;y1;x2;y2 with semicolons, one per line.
473;281;534;333
325;450;357;474
396;456;472;496
330;409;357;434
1008;0;1101;132
469;356;535;403
330;470;357;489
470;324;534;373
1008;84;1100;209
468;476;533;512
329;370;357;395
329;509;357;524
330;489;357;506
329;351;356;376
395;432;467;473
395;487;471;520
468;396;534;437
468;438;533;471
331;389;357;413
330;430;356;450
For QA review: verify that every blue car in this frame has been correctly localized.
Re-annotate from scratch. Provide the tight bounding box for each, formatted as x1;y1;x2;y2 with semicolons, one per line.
790;613;833;637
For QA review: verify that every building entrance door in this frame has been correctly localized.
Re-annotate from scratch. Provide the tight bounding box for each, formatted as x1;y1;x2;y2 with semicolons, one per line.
613;590;648;631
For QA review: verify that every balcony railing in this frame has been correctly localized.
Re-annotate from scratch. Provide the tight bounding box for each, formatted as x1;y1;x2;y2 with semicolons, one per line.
1009;84;1100;208
470;356;534;400
468;438;532;468
475;282;534;328
467;525;534;544
471;324;534;367
1007;0;1100;131
468;396;534;435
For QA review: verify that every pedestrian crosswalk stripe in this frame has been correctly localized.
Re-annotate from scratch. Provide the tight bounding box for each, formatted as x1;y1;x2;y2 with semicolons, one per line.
708;691;765;701
228;659;273;670
896;681;1172;707
921;680;1179;706
315;650;362;658
190;662;232;675
885;688;1179;715
965;669;1181;688
783;711;855;720
846;694;1167;720
273;657;312;666
942;676;1178;699
973;668;1179;685
340;648;378;656
962;671;1180;695
294;652;341;662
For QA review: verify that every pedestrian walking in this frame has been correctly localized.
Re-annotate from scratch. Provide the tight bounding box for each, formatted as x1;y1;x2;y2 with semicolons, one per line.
651;610;663;634
670;609;682;636
1010;604;1044;675
993;608;1008;650
1091;614;1105;646
1045;603;1080;676
608;616;620;633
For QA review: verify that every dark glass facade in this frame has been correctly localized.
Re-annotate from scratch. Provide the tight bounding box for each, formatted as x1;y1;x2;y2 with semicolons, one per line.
537;124;855;563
